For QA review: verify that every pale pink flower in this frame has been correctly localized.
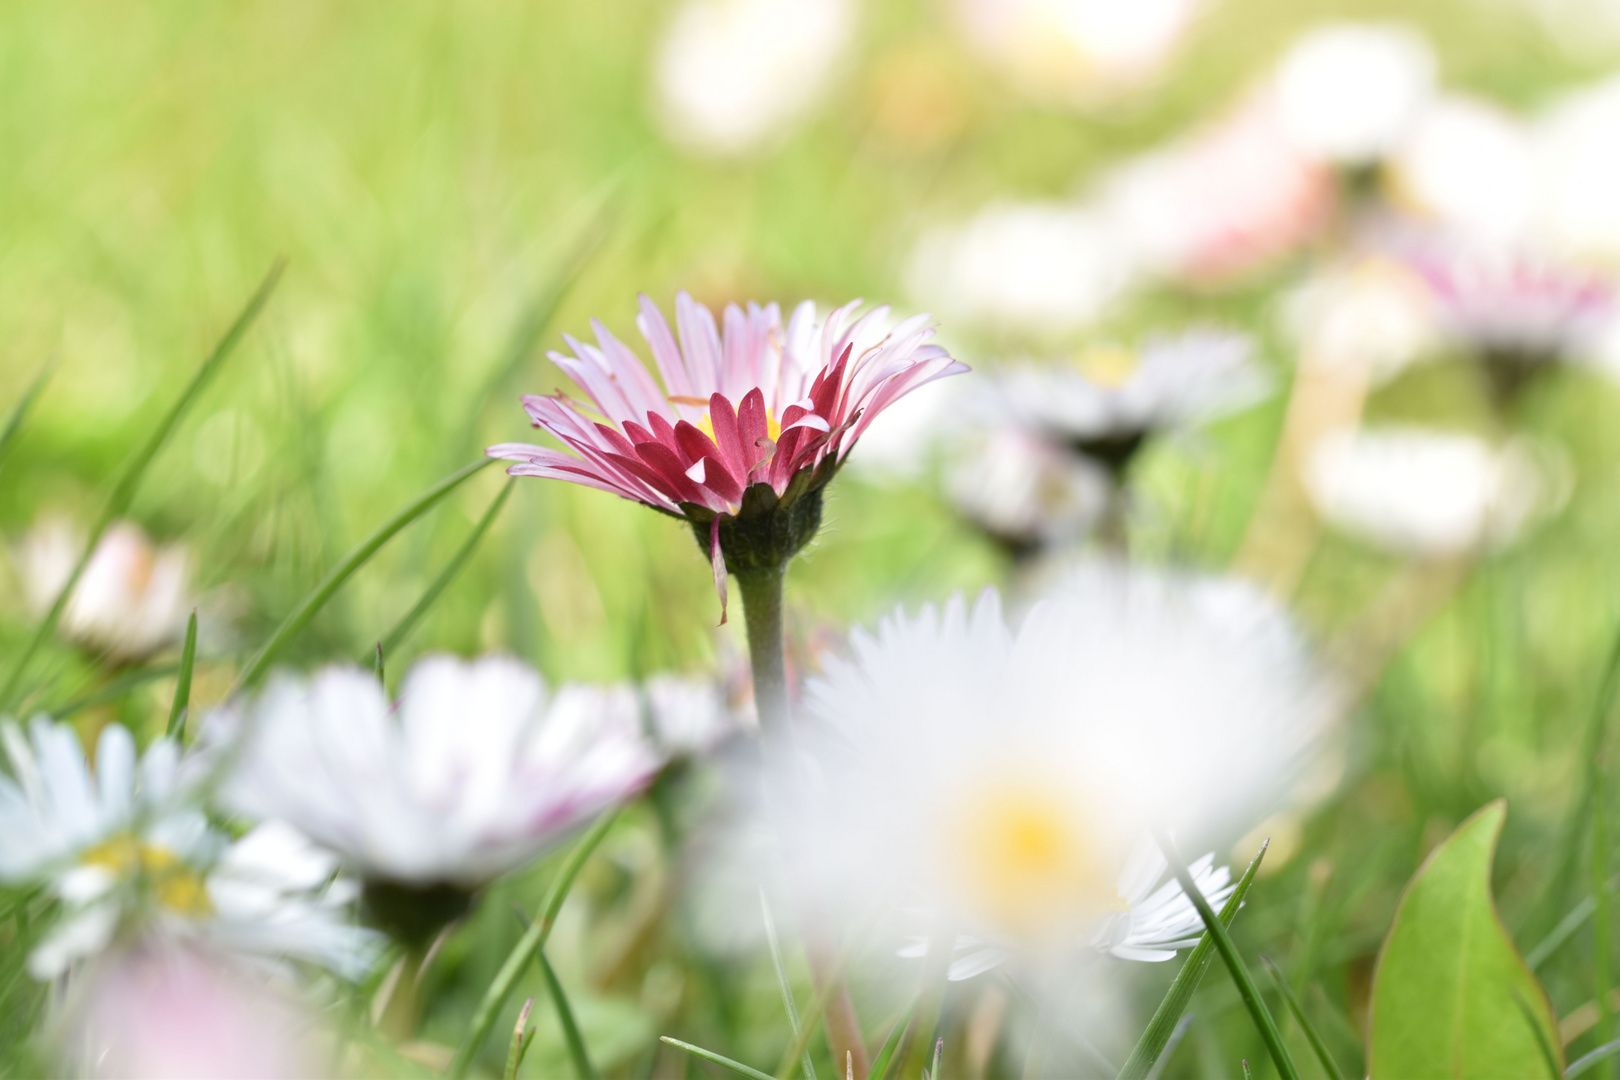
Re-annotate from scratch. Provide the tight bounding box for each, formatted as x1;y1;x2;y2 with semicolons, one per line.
1103;93;1335;283
61;941;321;1079
489;293;965;616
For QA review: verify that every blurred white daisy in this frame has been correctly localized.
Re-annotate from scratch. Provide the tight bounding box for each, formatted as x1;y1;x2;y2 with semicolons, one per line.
1400;236;1615;401
0;718;374;981
1101;93;1334;282
899;845;1235;980
904;202;1134;337
943;423;1111;557
759;568;1331;977
1272;23;1436;167
643;672;755;757
952;0;1201;106
1390;95;1536;246
60;941;323;1080
1535;74;1620;264
14;519;191;661
992;329;1269;476
654;0;854;155
1304;427;1554;556
215;655;661;894
1282;256;1437;381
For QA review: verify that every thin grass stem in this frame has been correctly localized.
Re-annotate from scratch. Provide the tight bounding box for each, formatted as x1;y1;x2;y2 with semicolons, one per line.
1154;830;1299;1080
164;611;198;739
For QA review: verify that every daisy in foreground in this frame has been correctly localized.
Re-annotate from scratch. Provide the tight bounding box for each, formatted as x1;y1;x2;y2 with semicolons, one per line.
0;718;374;982
753;563;1333;1000
211;654;662;950
489;291;965;727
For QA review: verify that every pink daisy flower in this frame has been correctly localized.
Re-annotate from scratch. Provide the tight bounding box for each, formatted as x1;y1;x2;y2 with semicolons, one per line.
489;292;966;617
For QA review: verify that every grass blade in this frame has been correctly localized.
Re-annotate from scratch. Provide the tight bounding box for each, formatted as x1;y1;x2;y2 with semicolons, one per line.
49;661;183;719
868;993;921;1080
1512;988;1564;1080
373;477;513;661
0;355;57;479
449;807;621;1078
229;457;494;696
760;890;819;1080
773;931;864;1080
1142;1016;1194;1080
1118;840;1269;1080
660;1037;777;1080
164;611;198;739
504;998;535;1080
1154;830;1299;1080
1;262;283;712
1260;957;1346;1080
536;947;599;1080
1571;1038;1620;1078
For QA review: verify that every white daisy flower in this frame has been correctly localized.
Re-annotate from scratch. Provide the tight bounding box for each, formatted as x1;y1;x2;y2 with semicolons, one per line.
1390;95;1536;246
0;718;374;981
899;845;1235;981
213;655;661;939
643;673;755;757
1304;426;1556;557
951;0;1201;107
1282;256;1437;381
1536;74;1620;264
904;202;1135;337
13;519;191;662
653;0;854;155
991;329;1270;477
943;423;1111;556
757;565;1331;978
1272;23;1436;167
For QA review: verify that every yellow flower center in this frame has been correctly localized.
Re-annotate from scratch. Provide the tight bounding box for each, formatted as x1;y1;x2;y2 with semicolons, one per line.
693;406;783;446
951;779;1121;940
1072;344;1139;388
82;833;214;918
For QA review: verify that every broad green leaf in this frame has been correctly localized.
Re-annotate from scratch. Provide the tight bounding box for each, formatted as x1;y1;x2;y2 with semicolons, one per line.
1369;800;1563;1079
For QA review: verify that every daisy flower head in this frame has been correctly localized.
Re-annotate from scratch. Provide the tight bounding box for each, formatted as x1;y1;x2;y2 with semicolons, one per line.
489;293;965;618
1304;426;1558;557
762;564;1332;981
1272;22;1436;168
0;718;373;982
59;940;323;1080
654;0;854;156
1402;237;1614;404
992;329;1270;479
213;654;661;947
14;519;192;662
942;422;1111;559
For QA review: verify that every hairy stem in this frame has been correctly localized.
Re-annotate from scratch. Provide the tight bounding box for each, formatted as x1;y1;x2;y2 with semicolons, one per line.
736;565;789;733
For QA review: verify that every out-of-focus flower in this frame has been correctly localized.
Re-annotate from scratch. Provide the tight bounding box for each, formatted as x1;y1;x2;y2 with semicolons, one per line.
489;294;964;618
1283;256;1437;380
1304;427;1553;556
1535;74;1620;264
215;655;660;946
952;0;1201;106
900;845;1234;980
904;202;1133;337
943;424;1110;556
0;719;374;981
992;330;1269;477
1103;94;1335;282
14;519;190;661
1273;23;1436;167
61;941;321;1080
654;0;854;155
1390;96;1535;245
1403;238;1614;402
643;672;755;756
758;569;1331;976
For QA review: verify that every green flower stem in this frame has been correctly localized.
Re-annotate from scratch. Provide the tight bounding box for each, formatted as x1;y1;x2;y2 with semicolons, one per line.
735;564;789;732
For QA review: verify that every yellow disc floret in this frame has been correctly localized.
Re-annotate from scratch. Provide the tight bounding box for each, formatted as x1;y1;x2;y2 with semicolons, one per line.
81;832;214;918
